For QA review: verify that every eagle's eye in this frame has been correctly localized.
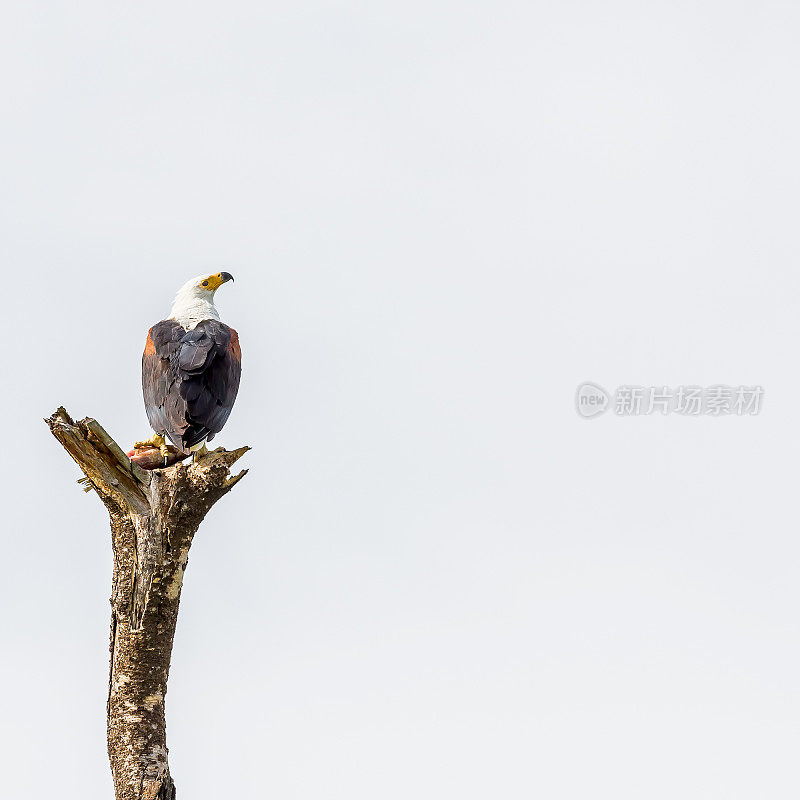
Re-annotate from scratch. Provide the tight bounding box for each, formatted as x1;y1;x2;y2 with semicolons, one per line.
202;280;209;287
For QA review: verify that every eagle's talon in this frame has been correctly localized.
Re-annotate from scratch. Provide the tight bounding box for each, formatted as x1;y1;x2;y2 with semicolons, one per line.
134;433;167;451
191;442;209;464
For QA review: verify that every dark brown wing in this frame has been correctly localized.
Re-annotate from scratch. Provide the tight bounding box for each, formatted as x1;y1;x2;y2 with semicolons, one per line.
142;319;242;452
143;320;186;446
192;326;242;442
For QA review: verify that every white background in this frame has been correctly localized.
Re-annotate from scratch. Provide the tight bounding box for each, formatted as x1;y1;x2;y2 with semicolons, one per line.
2;2;798;797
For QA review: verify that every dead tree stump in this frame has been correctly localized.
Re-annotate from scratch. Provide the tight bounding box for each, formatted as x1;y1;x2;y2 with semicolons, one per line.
46;407;249;800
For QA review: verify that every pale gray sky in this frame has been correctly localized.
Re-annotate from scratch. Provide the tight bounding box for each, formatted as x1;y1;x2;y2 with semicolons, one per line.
2;1;799;797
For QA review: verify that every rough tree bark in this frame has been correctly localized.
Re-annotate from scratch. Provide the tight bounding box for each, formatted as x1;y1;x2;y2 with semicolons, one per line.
46;407;249;800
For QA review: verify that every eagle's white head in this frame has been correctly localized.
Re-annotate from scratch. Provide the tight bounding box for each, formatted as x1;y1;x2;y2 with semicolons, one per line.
169;272;234;330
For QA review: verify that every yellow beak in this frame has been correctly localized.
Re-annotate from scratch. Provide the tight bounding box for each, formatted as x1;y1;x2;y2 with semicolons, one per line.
203;272;234;290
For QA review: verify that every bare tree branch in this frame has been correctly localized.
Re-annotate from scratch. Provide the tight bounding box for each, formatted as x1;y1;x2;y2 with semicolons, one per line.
46;407;249;800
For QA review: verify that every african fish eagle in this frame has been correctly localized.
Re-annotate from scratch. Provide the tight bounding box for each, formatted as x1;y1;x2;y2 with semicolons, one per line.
134;272;241;463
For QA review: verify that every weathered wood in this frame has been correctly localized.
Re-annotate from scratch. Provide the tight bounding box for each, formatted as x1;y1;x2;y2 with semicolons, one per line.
47;407;249;800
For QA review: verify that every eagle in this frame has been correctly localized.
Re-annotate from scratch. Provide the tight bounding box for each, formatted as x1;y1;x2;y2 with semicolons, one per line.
133;272;241;464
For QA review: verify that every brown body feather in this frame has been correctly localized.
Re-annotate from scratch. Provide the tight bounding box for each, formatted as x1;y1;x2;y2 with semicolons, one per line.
142;319;242;453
